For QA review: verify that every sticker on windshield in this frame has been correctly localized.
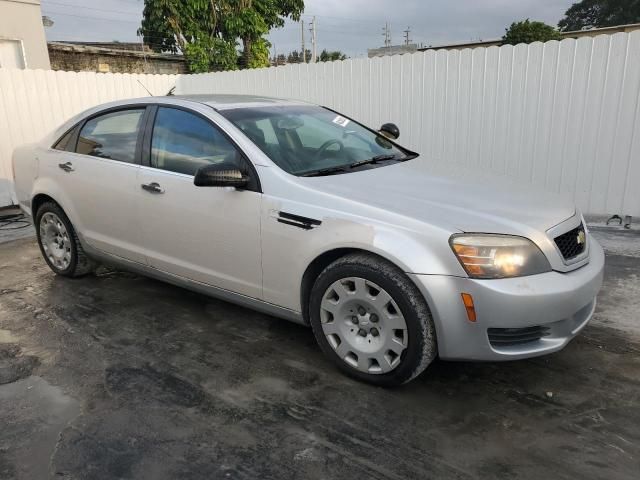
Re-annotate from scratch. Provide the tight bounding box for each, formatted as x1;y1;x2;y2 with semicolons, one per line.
332;115;350;127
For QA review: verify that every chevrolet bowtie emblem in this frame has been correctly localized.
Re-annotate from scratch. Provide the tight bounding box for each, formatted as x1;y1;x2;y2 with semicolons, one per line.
576;230;586;245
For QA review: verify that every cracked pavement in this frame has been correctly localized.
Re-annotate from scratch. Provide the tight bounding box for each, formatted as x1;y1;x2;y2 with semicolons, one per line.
0;222;639;479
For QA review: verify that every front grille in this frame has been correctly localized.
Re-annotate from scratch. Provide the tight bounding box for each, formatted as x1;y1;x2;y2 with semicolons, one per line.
554;223;587;260
488;326;550;347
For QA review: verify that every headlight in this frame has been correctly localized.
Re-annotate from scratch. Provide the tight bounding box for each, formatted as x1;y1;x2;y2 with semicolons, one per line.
450;234;551;279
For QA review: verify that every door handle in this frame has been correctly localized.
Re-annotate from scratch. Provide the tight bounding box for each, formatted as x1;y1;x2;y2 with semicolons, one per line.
141;182;165;194
58;162;74;172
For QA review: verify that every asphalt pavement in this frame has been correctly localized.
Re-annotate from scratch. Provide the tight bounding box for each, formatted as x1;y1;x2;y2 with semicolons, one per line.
0;214;638;479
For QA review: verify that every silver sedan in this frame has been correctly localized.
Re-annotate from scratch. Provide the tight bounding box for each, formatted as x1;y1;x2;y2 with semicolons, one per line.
12;95;604;386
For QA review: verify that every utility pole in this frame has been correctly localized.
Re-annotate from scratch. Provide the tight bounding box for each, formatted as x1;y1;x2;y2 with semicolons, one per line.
301;20;306;63
382;22;392;50
309;17;317;63
404;26;412;46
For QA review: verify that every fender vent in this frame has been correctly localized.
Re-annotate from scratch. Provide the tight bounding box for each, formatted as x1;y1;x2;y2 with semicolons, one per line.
488;326;550;347
277;212;321;230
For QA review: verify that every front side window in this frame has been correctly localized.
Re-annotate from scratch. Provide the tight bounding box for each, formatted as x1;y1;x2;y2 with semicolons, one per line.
221;105;415;176
76;109;144;163
151;107;242;176
53;129;74;151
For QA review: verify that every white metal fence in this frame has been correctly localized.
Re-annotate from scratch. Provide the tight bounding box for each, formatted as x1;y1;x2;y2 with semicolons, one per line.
1;32;639;216
0;69;176;206
177;31;640;217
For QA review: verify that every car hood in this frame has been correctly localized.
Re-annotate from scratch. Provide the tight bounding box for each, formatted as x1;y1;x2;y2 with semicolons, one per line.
303;162;576;234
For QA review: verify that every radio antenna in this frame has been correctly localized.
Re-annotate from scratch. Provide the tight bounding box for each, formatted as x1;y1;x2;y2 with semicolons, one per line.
136;79;153;96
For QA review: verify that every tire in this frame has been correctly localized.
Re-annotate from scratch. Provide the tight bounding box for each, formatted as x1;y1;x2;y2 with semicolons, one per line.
35;201;96;277
309;253;437;387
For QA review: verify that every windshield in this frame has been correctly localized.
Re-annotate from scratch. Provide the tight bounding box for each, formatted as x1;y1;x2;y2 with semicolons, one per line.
220;105;415;176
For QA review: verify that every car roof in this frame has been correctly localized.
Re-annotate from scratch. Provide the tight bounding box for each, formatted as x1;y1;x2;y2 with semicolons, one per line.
171;94;312;111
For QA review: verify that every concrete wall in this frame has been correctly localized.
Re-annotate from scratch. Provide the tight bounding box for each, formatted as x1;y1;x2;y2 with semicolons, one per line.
0;0;50;69
177;32;640;217
48;43;187;75
368;44;418;58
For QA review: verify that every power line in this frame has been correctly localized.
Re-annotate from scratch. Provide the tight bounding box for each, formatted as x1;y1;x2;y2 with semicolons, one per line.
43;3;425;40
300;13;385;26
42;9;376;39
43;8;406;57
42;9;141;23
43;8;386;37
43;1;140;15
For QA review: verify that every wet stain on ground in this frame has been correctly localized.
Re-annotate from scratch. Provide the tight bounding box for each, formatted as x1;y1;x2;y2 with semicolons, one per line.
106;364;206;408
0;343;39;385
0;376;79;480
0;232;638;479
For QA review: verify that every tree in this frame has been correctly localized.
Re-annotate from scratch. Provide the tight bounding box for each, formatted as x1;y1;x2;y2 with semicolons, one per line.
139;0;304;72
229;0;304;69
140;1;237;72
558;0;640;31
502;19;562;45
287;50;301;63
286;49;312;63
318;49;347;62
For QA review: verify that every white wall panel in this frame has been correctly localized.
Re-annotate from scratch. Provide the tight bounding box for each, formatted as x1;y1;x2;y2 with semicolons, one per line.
0;69;176;206
175;33;640;216
2;33;639;215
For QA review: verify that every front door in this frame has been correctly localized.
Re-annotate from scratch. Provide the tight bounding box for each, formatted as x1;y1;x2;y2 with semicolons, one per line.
137;106;263;299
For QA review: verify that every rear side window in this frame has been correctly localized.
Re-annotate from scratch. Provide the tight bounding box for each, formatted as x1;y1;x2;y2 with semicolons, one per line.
76;109;144;163
151;107;241;176
53;129;74;151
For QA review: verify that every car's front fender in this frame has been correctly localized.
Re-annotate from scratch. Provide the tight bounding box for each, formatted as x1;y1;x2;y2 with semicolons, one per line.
260;201;466;313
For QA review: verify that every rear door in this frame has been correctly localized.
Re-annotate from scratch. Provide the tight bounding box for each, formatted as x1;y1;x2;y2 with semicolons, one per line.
137;105;263;299
46;106;148;263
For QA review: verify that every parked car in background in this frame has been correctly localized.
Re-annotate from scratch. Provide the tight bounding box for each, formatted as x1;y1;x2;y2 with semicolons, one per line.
12;95;604;386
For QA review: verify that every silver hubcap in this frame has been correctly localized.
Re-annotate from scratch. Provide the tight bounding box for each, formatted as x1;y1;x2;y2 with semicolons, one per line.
40;212;72;270
320;277;408;374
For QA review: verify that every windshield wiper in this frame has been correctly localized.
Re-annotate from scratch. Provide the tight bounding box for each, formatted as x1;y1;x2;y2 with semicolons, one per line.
300;166;348;177
347;154;397;169
301;153;418;177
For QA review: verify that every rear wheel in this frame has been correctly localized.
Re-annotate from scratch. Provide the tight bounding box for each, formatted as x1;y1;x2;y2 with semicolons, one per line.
35;202;95;277
309;253;437;387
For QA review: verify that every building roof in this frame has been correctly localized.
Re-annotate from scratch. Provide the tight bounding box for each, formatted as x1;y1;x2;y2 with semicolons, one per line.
55;41;151;52
418;22;640;52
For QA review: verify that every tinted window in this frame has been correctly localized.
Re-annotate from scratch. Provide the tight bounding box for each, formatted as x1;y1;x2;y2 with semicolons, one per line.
76;109;144;163
151;107;241;176
53;129;74;151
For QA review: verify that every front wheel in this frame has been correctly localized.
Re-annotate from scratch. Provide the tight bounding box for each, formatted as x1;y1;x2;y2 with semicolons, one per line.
309;253;437;387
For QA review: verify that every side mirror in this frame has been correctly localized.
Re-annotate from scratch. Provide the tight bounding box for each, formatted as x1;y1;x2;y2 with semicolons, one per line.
194;163;249;188
379;123;400;140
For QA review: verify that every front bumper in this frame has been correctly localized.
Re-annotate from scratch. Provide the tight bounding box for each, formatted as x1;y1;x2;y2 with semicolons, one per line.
410;239;605;361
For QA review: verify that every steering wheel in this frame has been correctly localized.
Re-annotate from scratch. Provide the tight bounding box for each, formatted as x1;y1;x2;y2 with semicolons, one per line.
313;139;345;161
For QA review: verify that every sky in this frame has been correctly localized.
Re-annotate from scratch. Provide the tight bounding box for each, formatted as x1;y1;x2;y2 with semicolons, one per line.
42;0;576;58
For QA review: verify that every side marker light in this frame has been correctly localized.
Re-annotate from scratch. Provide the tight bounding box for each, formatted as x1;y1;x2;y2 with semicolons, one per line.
461;293;477;322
